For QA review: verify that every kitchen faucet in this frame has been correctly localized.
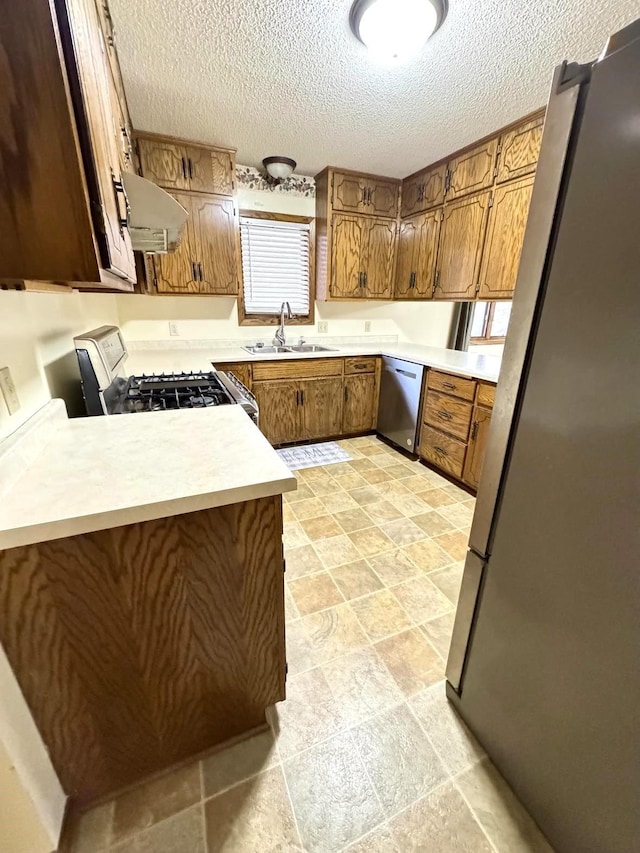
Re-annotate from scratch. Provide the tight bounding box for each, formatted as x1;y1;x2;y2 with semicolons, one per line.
274;301;293;346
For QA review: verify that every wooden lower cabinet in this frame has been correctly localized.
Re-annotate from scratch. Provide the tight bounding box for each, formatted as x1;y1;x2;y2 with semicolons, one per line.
343;373;377;433
253;380;301;445
303;377;344;439
463;405;493;489
419;426;467;479
219;362;252;390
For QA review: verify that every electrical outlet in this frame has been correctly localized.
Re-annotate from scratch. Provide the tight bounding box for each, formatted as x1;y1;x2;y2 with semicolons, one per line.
318;321;328;334
364;321;371;333
0;367;21;415
168;321;179;337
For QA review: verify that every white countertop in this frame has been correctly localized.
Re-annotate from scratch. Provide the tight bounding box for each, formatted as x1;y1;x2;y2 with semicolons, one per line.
126;341;502;383
0;403;296;551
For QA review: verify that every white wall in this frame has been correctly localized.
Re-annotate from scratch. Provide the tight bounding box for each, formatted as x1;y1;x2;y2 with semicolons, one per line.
0;291;119;439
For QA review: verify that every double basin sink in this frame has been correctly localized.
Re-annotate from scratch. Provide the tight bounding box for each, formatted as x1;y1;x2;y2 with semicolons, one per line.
243;344;337;355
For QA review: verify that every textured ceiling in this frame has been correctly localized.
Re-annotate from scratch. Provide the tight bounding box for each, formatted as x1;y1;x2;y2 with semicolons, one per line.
109;0;639;178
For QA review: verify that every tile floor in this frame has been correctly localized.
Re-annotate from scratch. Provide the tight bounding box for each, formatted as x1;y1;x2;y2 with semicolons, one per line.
63;436;553;853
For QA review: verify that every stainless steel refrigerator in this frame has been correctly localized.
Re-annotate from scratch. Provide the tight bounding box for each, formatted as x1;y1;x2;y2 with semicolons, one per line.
446;20;639;853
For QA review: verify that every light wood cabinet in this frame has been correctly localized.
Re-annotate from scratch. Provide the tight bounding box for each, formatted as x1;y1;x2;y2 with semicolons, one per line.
332;172;399;218
153;193;200;293
302;378;344;439
395;209;441;299
185;146;234;195
365;220;396;298
137;136;235;196
434;191;491;300
478;176;535;300
496;116;544;184
463;405;493;489
447;138;499;201
252;380;301;446
343;373;377;434
401;164;447;218
219;363;252;390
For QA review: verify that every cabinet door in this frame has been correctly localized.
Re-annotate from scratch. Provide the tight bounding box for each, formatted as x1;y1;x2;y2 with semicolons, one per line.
434;192;491;300
253;381;301;445
153;194;200;293
364;219;396;299
185;146;234;195
192;195;240;295
447;138;499;201
496;116;544;184
343;374;377;434
138;138;190;191
394;218;418;298
302;378;344;440
413;209;442;298
331;214;368;298
478;177;534;300
463;406;493;489
365;178;399;218
332;173;368;214
401;164;447;217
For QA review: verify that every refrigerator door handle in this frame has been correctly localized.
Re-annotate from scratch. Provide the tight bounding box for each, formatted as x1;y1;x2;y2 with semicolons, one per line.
446;550;486;693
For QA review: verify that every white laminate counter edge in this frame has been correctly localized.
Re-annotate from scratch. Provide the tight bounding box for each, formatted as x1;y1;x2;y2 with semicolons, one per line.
0;400;68;498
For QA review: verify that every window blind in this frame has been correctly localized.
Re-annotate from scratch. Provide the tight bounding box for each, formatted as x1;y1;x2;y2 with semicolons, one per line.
240;216;311;315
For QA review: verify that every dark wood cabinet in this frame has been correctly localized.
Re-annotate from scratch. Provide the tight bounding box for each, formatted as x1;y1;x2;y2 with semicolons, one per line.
401;164;447;218
463;405;493;489
364;219;396;298
303;378;344;439
137;139;191;191
153;194;200;293
496;116;544;184
252;380;301;446
395;210;441;299
343;373;377;434
447;138;499;201
434;191;491;300
137;136;235;196
332;172;399;218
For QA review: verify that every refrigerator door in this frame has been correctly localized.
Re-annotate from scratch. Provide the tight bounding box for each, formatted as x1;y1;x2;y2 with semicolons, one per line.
376;357;424;452
450;22;640;853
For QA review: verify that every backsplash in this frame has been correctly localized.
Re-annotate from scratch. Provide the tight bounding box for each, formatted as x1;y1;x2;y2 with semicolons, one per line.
236;165;315;197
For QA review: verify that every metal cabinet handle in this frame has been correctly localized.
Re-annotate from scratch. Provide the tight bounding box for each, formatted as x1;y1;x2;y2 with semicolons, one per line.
363;272;368;288
471;421;479;441
438;410;453;420
300;390;305;405
197;262;203;281
181;157;187;180
344;386;349;402
361;187;367;204
354;362;368;370
191;262;198;281
442;381;456;389
367;187;372;205
434;446;447;455
188;158;194;179
111;172;130;236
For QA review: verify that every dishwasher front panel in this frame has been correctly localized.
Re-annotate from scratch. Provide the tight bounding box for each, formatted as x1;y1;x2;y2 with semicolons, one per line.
377;356;425;452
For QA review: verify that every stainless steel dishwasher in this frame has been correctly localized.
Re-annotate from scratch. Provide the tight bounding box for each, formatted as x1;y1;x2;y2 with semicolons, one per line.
377;356;425;453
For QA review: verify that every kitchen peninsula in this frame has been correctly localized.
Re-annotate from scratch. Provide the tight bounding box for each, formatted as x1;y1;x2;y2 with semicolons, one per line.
0;400;296;803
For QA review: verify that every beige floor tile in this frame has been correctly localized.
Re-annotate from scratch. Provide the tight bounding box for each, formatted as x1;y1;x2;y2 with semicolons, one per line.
345;822;398;852
111;762;201;843
349;486;385;507
402;474;440;494
289;572;344;615
204;767;301;853
313;534;363;569
349;456;379;471
429;563;464;605
324;461;358;476
412;511;456;538
456;761;554;853
380;517;428;547
282;503;297;524
442;482;470;501
320;491;359;514
371;452;403;469
351;703;448;816
291;497;328;521
420;612;456;661
409;683;485;776
384;463;415;480
375;628;445;696
283;731;384;852
358;444;389;458
269;667;347;759
202;730;278;798
364;500;404;524
284;484;315;503
389;782;492;852
349;526;395;558
322;648;403;726
351;589;412;642
333;471;369;490
302;602;369;663
284;584;300;622
112;804;205;853
284;544;324;580
334;508;376;534
65;802;113;853
283;523;310;549
394;493;433;517
300;514;344;541
437;502;476;529
285;619;317;675
331;560;383;600
393;575;453;623
419;488;458;508
373;480;412;499
309;477;340;497
367;550;422;587
361;468;394;485
401;538;452;572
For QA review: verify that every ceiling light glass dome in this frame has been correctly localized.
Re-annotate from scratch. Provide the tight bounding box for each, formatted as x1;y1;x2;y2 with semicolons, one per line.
350;0;447;63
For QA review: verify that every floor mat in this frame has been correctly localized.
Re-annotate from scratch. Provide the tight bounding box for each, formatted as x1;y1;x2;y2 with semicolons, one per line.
277;441;352;471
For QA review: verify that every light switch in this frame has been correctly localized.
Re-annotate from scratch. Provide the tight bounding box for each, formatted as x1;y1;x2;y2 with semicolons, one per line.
0;367;21;415
318;321;328;333
169;321;179;336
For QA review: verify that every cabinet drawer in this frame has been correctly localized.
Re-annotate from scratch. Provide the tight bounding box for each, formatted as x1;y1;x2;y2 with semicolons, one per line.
419;426;466;479
344;356;377;374
427;371;476;401
252;358;343;381
477;382;496;408
423;390;473;441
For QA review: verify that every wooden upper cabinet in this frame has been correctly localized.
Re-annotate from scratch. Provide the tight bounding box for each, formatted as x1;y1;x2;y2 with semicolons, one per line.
395;218;419;298
153;194;199;293
434;191;491;300
331;214;368;298
401;164;447;217
137;136;235;196
463;405;493;489
364;219;396;298
332;173;369;214
447;138;499;201
184;146;235;195
192;195;240;294
478;176;535;300
302;378;344;440
496;116;544;184
343;373;377;434
366;178;400;218
137;138;191;191
395;210;441;299
332;172;398;218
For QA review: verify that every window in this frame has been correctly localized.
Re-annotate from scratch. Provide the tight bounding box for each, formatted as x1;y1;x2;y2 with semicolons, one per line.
238;211;315;325
470;301;513;344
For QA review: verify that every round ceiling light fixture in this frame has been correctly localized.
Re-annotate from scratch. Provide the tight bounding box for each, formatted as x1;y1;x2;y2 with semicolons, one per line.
349;0;447;63
262;156;297;182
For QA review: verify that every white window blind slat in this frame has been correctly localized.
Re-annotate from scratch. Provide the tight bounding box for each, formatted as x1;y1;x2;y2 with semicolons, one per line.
240;216;311;316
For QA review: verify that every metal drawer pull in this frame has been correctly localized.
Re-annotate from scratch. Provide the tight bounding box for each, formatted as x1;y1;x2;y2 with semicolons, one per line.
354;362;369;370
438;410;453;420
395;368;417;379
434;446;447;455
181;157;187;179
443;381;456;389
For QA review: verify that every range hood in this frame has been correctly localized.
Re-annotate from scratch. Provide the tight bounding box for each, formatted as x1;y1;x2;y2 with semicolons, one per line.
120;172;188;254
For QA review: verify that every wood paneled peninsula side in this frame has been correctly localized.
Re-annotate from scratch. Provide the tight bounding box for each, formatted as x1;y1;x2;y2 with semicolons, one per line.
0;402;296;805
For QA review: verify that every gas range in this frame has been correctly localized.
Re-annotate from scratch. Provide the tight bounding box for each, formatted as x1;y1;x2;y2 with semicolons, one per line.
74;327;258;423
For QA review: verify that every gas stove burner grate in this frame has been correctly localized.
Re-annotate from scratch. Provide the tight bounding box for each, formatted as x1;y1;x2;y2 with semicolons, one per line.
123;371;234;412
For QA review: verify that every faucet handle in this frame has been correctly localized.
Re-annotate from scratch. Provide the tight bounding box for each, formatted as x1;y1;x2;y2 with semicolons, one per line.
298;336;306;345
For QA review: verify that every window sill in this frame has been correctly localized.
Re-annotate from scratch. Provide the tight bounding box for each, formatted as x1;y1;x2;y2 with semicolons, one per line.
239;315;314;327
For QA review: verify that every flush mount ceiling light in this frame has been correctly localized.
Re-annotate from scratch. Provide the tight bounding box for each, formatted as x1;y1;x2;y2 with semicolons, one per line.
349;0;447;63
262;156;297;183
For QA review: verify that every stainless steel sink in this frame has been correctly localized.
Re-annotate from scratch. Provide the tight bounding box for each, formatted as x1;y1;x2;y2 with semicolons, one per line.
287;345;337;353
243;345;292;354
